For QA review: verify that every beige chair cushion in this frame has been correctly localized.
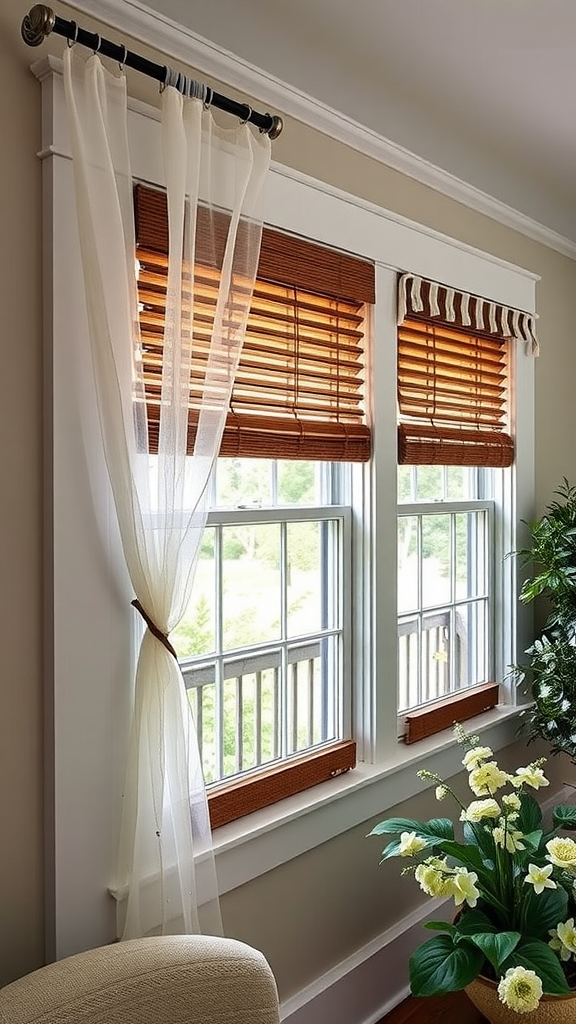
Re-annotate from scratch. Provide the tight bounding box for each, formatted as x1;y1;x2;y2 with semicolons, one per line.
0;935;280;1024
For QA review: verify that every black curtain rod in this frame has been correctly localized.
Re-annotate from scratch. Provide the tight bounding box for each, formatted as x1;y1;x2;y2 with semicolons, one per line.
21;4;284;139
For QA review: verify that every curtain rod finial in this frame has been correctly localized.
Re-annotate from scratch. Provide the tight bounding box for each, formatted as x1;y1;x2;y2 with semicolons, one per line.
21;4;56;46
267;115;283;140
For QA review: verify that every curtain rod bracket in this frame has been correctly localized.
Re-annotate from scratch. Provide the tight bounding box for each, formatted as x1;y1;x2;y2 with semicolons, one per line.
21;3;55;46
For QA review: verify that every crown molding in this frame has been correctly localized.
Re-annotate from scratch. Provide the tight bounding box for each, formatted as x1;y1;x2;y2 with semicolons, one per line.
56;0;576;260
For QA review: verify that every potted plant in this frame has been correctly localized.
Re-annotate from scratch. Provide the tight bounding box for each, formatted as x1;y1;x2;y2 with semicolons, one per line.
369;726;576;1021
515;478;576;761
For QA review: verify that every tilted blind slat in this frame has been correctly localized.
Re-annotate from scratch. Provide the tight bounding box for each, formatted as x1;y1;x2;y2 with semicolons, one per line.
134;183;374;463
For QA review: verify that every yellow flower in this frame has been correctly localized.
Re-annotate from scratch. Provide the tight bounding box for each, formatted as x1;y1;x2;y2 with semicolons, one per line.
493;826;526;853
469;761;510;796
462;745;493;771
512;765;550;790
415;861;454;898
549;919;576;961
398;831;427;857
523;863;556;895
497;966;543;1013
502;793;521;812
460;799;501;823
546;836;576;869
451;868;480;908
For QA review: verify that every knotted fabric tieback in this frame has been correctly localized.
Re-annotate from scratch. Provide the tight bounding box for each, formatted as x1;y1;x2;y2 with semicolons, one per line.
131;598;178;660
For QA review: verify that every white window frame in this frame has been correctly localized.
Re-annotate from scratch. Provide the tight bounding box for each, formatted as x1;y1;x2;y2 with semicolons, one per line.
37;55;535;959
180;497;352;784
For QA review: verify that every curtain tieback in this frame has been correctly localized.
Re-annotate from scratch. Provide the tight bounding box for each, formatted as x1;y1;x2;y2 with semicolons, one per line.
131;599;178;660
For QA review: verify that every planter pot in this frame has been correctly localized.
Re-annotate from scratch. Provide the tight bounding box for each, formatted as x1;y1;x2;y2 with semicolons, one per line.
466;976;576;1024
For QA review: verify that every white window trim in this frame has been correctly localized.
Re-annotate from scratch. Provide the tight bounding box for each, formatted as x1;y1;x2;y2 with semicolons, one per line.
35;54;535;958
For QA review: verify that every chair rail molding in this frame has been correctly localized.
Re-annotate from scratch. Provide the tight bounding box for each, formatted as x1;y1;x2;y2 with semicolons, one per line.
57;0;576;261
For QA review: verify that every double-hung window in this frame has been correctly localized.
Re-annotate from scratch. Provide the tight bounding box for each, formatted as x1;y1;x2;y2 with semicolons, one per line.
134;183;374;823
395;273;538;742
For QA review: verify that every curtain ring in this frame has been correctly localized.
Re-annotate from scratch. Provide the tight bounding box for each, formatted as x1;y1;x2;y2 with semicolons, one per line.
203;85;213;110
118;44;127;71
159;65;170;93
66;20;78;47
239;104;252;126
92;33;101;55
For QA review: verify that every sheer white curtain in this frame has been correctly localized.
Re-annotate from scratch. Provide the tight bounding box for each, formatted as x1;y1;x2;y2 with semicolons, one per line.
63;47;270;939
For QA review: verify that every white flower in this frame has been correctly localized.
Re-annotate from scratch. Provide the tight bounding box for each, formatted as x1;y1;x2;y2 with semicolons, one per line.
539;684;552;698
549;919;576;961
460;799;501;822
451;868;480;908
435;786;447;801
462;746;493;771
398;831;427;857
497;966;543;1013
562;699;571;712
512;765;550;790
468;762;510;796
523;863;556;895
546;836;576;868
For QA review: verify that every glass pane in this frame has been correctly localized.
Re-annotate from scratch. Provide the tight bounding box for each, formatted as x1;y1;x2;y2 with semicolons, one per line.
215;457;273;507
173;527;216;657
286;637;339;754
221;662;281;778
398;617;419;711
222;523;281;648
398;515;418;613
421;610;450;702
278;461;317;504
421;514;451;607
416;466;443;501
455;511;488;600
456;600;488;688
287;520;338;635
188;679;216;784
397;465;415;503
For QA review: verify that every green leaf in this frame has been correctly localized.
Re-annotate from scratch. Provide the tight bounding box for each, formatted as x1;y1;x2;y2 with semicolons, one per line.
409;934;484;996
522;883;569;940
469;931;521;971
435;840;487;875
553;804;576;831
368;817;454;840
455;908;498;936
501;940;571;995
423;921;457;934
517;793;543;834
521;830;544;854
462;822;495;867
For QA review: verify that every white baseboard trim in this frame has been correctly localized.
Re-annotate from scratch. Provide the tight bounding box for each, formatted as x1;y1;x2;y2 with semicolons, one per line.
279;896;449;1024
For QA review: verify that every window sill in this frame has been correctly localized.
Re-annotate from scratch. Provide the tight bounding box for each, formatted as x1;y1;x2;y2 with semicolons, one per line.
213;704;525;895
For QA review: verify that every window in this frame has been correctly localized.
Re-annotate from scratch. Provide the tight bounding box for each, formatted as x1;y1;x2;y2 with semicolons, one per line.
134;184;374;823
44;67;537;951
395;273;538;742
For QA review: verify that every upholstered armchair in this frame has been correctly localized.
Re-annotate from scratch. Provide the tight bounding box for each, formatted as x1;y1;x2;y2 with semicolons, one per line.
0;934;281;1024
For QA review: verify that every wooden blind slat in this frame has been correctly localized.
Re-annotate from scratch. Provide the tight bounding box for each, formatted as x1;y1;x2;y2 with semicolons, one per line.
134;183;375;463
397;316;513;468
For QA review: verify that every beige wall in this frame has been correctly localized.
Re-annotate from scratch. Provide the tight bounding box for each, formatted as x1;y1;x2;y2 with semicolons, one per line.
2;0;576;992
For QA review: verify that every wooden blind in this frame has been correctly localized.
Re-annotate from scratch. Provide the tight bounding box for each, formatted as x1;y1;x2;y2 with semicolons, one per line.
134;184;375;462
397;276;517;468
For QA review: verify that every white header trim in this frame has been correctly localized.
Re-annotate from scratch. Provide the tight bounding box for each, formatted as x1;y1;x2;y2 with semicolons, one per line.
57;0;576;261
